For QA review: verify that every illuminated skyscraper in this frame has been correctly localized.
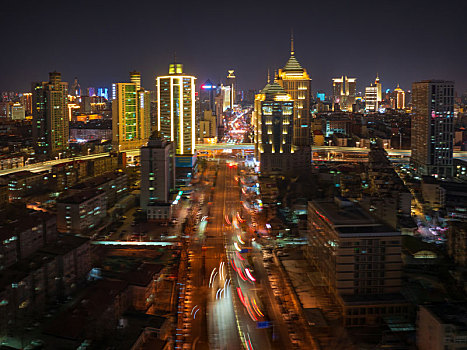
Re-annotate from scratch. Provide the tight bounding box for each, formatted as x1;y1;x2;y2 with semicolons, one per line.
226;70;236;110
276;36;312;147
112;72;151;151
394;84;405;109
332;76;356;111
156;62;196;156
365;74;382;112
32;72;69;156
411;80;454;178
253;79;294;174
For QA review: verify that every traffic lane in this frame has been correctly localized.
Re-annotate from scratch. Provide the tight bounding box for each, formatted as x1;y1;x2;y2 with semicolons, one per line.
203;161;241;349
250;248;293;349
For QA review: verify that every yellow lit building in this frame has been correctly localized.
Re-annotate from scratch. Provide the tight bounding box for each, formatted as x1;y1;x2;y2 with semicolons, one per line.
365;74;382;112
332;76;356;111
276;37;312;147
112;72;151;151
394;84;405;110
253;78;295;174
156;62;196;156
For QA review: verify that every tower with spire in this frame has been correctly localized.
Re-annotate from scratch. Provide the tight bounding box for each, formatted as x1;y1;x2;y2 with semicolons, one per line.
275;33;312;149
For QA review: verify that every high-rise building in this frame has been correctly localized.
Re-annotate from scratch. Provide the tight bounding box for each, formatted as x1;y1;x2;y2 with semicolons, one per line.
32;72;69;156
112;72;151;151
156;62;196;156
276;36;312;147
19;93;32;116
70;77;81;97
253;79;294;173
226;70;236;110
199;79;216;113
365;75;382;112
332;76;357;111
394;84;405;109
411;80;454;178
140;131;175;211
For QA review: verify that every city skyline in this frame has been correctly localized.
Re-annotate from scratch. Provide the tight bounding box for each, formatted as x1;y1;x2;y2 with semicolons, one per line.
1;0;466;93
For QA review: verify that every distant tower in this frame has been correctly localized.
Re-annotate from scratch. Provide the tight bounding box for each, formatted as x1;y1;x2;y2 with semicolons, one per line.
411;80;454;178
70;77;81;97
227;70;236;110
394;84;405;109
332;76;356;111
365;75;382;112
32;72;69;156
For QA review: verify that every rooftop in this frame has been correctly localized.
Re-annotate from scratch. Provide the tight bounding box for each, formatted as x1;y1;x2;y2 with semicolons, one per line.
39;234;90;256
71;170;126;190
423;303;467;329
310;198;398;236
58;189;104;204
44;279;129;340
121;263;164;287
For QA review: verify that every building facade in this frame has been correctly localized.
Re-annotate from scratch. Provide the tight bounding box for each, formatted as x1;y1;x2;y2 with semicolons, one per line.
140;132;175;210
56;189;107;234
418;303;467;350
253;81;294;174
306;198;407;326
32;72;69;156
411;80;454;178
112;72;151;151
394;84;405;110
365;75;382;112
156;62;196;156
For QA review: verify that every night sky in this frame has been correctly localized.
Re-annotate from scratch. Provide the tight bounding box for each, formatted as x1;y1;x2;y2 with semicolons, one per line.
1;0;466;95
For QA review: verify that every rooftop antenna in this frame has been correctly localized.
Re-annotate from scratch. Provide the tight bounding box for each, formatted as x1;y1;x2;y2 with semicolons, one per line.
267;68;270;83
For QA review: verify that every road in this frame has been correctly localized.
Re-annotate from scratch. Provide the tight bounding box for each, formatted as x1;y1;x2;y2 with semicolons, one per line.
184;158;287;350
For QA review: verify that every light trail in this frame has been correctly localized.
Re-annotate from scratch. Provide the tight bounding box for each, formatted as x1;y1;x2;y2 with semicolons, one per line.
236;251;245;261
245;268;256;282
209;267;217;287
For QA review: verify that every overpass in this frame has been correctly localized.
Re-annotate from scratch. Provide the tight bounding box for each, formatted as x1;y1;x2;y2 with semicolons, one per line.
1;144;466;176
91;240;175;246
